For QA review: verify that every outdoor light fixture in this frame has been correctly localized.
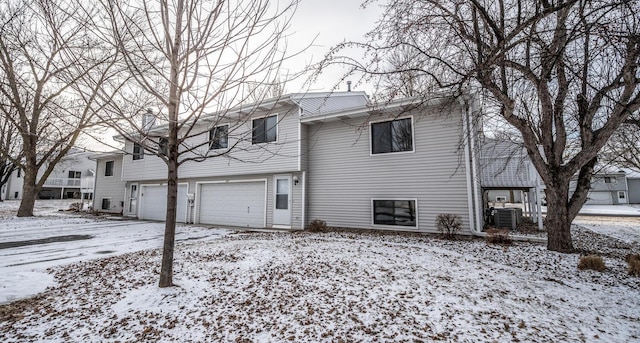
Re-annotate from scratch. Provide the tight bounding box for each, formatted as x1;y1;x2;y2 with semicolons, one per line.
293;175;299;185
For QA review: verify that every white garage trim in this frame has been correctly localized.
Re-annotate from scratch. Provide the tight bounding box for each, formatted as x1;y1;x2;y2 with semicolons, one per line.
138;182;189;223
195;179;268;227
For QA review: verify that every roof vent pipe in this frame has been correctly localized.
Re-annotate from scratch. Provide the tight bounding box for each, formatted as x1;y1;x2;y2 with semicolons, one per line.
347;81;352;92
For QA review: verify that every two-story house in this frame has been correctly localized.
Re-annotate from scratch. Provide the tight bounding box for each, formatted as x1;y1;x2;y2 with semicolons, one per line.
92;91;484;234
1;150;95;201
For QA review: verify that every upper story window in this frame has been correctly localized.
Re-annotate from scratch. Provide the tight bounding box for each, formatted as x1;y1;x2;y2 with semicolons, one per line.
252;115;277;144
604;176;616;184
209;125;229;150
159;138;168;156
133;142;144;160
68;171;81;179
105;160;114;176
371;117;414;154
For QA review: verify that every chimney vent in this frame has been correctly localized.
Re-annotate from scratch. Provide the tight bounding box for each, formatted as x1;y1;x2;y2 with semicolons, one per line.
347;81;352;92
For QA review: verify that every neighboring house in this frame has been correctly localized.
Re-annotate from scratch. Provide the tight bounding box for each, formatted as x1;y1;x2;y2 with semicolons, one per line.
93;91;485;234
570;170;628;205
478;139;545;229
626;169;640;204
0;150;95;201
90;151;125;214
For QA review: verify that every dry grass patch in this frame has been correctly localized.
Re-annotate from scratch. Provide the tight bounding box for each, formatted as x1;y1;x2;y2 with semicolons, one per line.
577;255;606;272
625;254;640;276
485;228;513;245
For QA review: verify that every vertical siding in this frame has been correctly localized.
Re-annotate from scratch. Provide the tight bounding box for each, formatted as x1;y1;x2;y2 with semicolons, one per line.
94;156;126;214
305;107;471;233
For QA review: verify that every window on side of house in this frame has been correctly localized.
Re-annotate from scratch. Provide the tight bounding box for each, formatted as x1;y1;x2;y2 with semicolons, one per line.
371;117;414;154
133;142;144;160
68;171;81;179
17;169;21;177
252;116;277;144
101;198;111;210
159;138;168;156
372;199;417;227
105;160;114;177
209;125;229;150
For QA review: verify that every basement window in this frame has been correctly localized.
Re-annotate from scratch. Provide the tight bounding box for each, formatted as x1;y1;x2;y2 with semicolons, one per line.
372;199;417;227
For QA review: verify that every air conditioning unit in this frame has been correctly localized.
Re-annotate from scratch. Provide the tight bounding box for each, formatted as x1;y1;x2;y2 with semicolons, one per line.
494;208;517;229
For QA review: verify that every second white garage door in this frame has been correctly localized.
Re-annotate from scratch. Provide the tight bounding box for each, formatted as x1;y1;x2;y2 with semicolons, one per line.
139;184;188;222
198;181;265;227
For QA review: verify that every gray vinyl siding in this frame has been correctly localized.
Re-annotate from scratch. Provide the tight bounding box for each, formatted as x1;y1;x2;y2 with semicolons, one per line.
305;107;471;233
121;106;300;182
628;179;640;204
94;157;125;214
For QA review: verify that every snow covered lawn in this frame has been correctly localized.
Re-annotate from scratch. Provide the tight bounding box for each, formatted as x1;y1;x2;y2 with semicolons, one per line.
2;229;639;342
0;200;229;304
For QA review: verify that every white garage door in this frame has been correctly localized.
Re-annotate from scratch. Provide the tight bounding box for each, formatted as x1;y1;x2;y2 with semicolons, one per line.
139;184;188;222
585;191;612;205
198;182;265;227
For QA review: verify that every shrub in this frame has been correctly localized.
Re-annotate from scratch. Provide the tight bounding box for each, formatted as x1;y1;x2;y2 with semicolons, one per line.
69;202;82;211
435;213;462;239
485;228;512;245
306;219;327;232
625;254;640;276
577;255;606;272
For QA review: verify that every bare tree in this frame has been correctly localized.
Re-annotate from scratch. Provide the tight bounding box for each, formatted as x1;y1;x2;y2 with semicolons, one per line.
100;0;302;287
319;0;640;252
0;114;20;200
604;115;640;170
0;0;119;216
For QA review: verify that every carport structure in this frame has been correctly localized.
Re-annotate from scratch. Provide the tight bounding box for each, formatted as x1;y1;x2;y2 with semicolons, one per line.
479;139;544;231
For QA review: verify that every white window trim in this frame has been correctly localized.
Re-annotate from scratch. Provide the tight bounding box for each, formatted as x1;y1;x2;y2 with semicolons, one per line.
251;114;279;145
104;160;115;177
132;142;144;161
101;197;112;210
370;198;419;228
209;124;230;151
369;115;416;156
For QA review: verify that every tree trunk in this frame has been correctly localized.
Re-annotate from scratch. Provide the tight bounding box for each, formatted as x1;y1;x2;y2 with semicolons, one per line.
544;184;574;253
159;157;179;288
17;164;38;217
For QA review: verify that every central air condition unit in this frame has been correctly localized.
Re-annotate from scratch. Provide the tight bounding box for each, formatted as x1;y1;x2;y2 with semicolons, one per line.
494;208;519;230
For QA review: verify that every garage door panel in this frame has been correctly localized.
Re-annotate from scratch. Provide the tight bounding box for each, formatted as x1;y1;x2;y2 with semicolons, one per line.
140;185;187;223
198;182;265;227
586;191;612;205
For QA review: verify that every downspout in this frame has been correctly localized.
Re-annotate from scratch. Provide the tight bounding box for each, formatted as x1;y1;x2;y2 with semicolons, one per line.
468;98;483;233
301;171;306;230
461;98;482;236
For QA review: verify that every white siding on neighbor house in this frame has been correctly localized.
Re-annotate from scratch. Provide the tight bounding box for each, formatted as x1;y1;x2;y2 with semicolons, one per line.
121;106;301;182
305;107;471;233
628;179;640;204
94;157;126;214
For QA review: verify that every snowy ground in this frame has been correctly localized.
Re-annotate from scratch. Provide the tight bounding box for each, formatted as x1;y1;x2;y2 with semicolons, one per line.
0;200;229;304
0;201;639;342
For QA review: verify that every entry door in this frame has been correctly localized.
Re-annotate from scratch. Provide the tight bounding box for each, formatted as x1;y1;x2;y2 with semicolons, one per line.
618;191;628;204
273;176;291;226
128;184;138;215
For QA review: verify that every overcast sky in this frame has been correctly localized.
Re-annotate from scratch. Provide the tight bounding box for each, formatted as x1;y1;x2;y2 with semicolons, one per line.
81;1;383;151
285;0;382;93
